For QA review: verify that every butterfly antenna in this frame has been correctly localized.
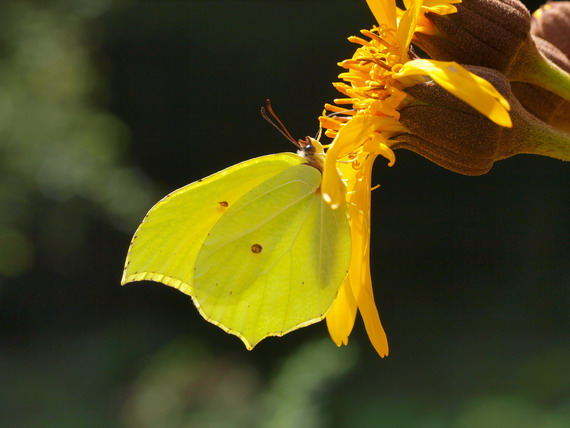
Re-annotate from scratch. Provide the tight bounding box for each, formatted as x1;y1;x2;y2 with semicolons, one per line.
260;99;300;148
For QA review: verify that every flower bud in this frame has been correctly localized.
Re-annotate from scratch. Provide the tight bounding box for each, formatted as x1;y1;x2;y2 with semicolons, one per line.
414;0;531;72
414;0;570;103
393;66;570;175
531;1;570;58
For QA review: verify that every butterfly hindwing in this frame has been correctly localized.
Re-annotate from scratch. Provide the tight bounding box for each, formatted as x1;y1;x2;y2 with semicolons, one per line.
193;164;351;348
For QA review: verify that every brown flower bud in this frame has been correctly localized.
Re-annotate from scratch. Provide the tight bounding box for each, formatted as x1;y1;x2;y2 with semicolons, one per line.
531;1;570;58
393;66;570;175
414;0;531;72
413;0;570;104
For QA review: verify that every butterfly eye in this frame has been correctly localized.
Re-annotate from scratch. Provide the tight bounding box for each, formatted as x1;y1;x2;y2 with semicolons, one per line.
303;143;315;155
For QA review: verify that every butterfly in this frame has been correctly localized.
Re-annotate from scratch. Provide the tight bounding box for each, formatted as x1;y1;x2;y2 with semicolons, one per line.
122;106;351;349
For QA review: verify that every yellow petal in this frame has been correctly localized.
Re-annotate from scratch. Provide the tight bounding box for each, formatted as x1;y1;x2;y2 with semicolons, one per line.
347;156;389;357
409;0;462;15
366;0;398;33
397;0;423;59
396;59;512;127
364;133;397;166
322;115;377;208
355;275;389;357
326;278;358;346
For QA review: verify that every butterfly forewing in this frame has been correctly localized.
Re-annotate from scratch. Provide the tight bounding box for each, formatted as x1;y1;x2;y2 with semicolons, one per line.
122;153;305;292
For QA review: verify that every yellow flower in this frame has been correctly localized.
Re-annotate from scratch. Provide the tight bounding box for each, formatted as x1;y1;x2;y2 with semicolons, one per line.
321;0;512;357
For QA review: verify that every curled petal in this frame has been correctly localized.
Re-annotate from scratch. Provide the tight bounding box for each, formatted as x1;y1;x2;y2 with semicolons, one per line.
364;132;397;166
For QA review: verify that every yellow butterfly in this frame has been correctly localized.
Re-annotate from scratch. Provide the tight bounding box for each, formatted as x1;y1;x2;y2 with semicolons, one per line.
122;108;351;349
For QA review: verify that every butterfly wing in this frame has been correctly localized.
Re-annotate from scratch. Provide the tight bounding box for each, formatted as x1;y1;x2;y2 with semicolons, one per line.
122;153;306;292
122;153;351;349
193;163;351;349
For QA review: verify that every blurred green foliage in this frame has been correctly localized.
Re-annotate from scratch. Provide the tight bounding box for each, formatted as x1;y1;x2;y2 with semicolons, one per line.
0;0;568;427
0;0;152;277
121;338;356;428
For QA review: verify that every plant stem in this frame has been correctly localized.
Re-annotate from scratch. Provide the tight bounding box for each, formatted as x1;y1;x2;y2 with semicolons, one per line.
509;37;570;103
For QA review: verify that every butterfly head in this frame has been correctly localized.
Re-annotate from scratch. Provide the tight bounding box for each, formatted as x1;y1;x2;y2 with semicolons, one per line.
298;137;325;171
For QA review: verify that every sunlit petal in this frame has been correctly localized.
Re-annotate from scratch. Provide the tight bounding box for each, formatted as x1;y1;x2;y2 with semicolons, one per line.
322;115;377;208
366;0;398;32
396;59;513;127
326;278;358;346
354;275;390;357
347;155;389;357
397;0;424;60
408;0;462;14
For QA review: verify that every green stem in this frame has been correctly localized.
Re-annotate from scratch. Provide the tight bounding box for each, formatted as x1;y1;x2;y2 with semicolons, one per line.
499;96;570;161
509;37;570;103
521;126;570;161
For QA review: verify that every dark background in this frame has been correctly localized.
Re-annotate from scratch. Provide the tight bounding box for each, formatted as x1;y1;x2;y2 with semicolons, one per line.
0;0;568;426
